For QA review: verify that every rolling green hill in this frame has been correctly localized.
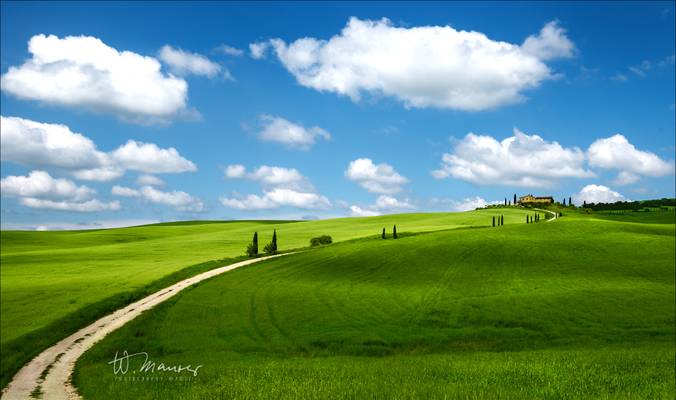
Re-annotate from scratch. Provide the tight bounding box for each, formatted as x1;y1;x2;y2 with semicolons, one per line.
0;208;527;387
72;213;675;399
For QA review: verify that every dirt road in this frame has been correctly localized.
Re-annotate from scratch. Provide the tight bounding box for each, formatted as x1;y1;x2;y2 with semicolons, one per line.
1;253;291;400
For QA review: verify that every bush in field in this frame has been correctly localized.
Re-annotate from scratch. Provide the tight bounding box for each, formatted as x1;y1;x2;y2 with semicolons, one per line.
263;242;275;254
310;235;332;247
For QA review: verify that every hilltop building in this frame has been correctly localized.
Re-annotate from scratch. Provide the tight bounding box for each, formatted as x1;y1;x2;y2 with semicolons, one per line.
518;194;554;204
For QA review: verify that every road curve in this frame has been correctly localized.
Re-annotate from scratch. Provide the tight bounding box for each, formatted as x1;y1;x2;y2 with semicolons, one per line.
1;253;292;400
533;208;558;222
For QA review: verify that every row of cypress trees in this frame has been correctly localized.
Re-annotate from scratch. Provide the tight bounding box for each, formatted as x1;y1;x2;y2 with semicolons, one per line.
246;230;277;257
247;223;405;257
382;225;398;239
492;215;505;226
526;213;541;224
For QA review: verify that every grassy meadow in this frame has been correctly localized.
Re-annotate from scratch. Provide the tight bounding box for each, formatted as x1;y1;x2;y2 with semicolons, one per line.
71;212;675;398
0;208;527;387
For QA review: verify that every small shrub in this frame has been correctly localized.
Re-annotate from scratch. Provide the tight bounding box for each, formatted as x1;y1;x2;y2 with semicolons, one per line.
310;235;332;247
246;243;258;257
263;241;276;255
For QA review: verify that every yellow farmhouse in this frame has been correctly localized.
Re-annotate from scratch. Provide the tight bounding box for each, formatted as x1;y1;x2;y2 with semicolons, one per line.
518;194;554;204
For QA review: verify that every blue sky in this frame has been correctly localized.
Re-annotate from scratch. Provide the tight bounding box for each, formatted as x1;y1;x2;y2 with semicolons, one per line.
1;1;674;229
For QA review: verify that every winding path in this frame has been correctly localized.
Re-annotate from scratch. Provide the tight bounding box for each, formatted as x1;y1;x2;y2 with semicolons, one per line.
533;208;558;222
1;253;292;400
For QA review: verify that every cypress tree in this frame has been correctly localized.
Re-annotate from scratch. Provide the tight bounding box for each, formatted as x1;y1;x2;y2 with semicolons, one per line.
504;198;507;206
569;197;572;206
563;198;566;206
501;215;504;225
514;194;517;204
272;229;277;252
382;227;386;239
526;215;529;224
583;200;586;207
253;232;258;255
509;200;511;206
492;216;495;227
393;225;398;239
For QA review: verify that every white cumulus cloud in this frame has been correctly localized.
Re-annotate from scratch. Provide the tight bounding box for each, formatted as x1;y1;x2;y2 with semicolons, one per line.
349;205;380;217
1;170;94;201
158;45;222;78
110;140;197;174
257;115;330;150
249;42;270;59
587;134;674;185
345;158;408;194
346;195;414;217
217;44;244;56
1;116;197;181
256;18;574;111
221;164;329;211
372;195;415;211
224;164;310;190
111;185;202;211
71;166;125;182
19;198;120;212
1;115;104;170
224;164;246;179
111;185;140;197
573;184;627;205
1;34;189;123
220;188;330;210
138;186;204;212
1;170;119;212
136;174;165;187
432;128;592;187
521;21;576;61
449;197;498;212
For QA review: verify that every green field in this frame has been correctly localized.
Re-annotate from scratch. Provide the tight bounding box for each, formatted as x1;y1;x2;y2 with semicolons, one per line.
0;208;527;387
71;212;675;398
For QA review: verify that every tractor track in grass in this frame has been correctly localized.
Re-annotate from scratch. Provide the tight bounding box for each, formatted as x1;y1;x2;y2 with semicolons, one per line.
1;253;293;400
